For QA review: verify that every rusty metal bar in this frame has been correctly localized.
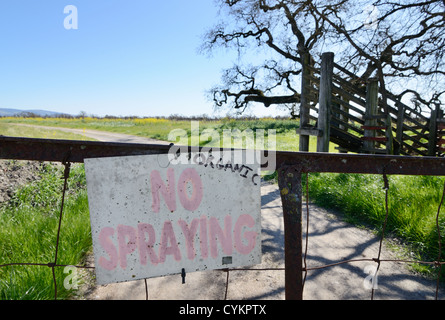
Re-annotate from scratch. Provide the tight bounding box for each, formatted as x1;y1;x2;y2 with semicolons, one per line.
1;136;445;176
0;136;170;163
278;165;303;300
274;150;445;176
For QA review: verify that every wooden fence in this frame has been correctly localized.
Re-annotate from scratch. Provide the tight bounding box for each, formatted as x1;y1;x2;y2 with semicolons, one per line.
297;52;444;157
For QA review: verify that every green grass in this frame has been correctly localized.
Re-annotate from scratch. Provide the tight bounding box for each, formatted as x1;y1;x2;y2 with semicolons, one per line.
0;163;91;300
305;173;445;275
0;116;294;143
0;123;95;140
0;117;206;141
0;116;340;152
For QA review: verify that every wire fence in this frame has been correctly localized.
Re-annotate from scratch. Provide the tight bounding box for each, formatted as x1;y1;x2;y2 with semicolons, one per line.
222;171;445;300
0;137;444;300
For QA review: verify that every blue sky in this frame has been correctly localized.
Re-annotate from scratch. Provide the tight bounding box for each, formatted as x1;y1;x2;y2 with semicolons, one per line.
0;1;287;117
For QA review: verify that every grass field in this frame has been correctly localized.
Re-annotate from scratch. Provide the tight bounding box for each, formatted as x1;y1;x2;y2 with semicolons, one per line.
306;173;445;276
0;163;91;299
0;123;94;141
0;116;444;299
0;116;338;152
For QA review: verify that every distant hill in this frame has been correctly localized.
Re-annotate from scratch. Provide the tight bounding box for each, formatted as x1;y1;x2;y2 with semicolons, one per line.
0;108;69;117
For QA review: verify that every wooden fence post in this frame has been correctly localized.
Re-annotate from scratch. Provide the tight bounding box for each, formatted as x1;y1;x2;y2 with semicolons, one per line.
395;101;405;155
317;52;334;153
299;52;311;152
385;114;394;155
363;79;379;153
428;103;440;156
339;96;350;132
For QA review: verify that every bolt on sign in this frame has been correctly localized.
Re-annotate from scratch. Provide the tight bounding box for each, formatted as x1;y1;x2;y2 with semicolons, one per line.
84;153;261;285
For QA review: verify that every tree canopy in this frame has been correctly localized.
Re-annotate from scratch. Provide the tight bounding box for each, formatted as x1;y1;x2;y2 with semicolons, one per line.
202;0;445;117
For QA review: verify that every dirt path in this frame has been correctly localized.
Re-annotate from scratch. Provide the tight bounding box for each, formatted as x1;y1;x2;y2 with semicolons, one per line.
81;183;442;300
9;123;171;145
14;124;442;300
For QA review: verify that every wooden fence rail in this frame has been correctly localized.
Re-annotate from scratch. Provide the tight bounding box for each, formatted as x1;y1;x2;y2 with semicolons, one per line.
299;52;443;157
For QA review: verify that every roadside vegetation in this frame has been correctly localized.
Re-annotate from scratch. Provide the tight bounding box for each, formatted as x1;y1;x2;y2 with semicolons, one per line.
263;168;445;276
308;173;445;276
0;115;337;152
0;162;90;300
0;123;94;141
0;115;444;299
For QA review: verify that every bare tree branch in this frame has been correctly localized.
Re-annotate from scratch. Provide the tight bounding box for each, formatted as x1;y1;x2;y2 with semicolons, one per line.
202;0;445;115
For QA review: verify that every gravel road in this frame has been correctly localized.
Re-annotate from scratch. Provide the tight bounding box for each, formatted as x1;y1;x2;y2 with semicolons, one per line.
10;123;171;144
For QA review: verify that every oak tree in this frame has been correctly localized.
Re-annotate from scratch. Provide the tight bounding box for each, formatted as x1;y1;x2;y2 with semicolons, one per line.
202;0;445;116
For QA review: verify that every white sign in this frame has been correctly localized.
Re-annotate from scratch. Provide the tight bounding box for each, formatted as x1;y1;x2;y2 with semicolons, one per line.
84;154;261;285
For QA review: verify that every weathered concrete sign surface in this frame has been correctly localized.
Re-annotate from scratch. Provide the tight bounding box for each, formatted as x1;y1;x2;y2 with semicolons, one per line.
84;154;261;285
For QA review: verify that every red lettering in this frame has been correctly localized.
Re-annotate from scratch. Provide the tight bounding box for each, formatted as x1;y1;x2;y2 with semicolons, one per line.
151;167;204;213
234;214;257;254
209;216;233;258
199;215;209;259
178;219;199;260
117;225;138;269
98;227;118;271
151;168;176;213
137;223;159;266
97;215;259;273
177;168;203;211
159;221;181;263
